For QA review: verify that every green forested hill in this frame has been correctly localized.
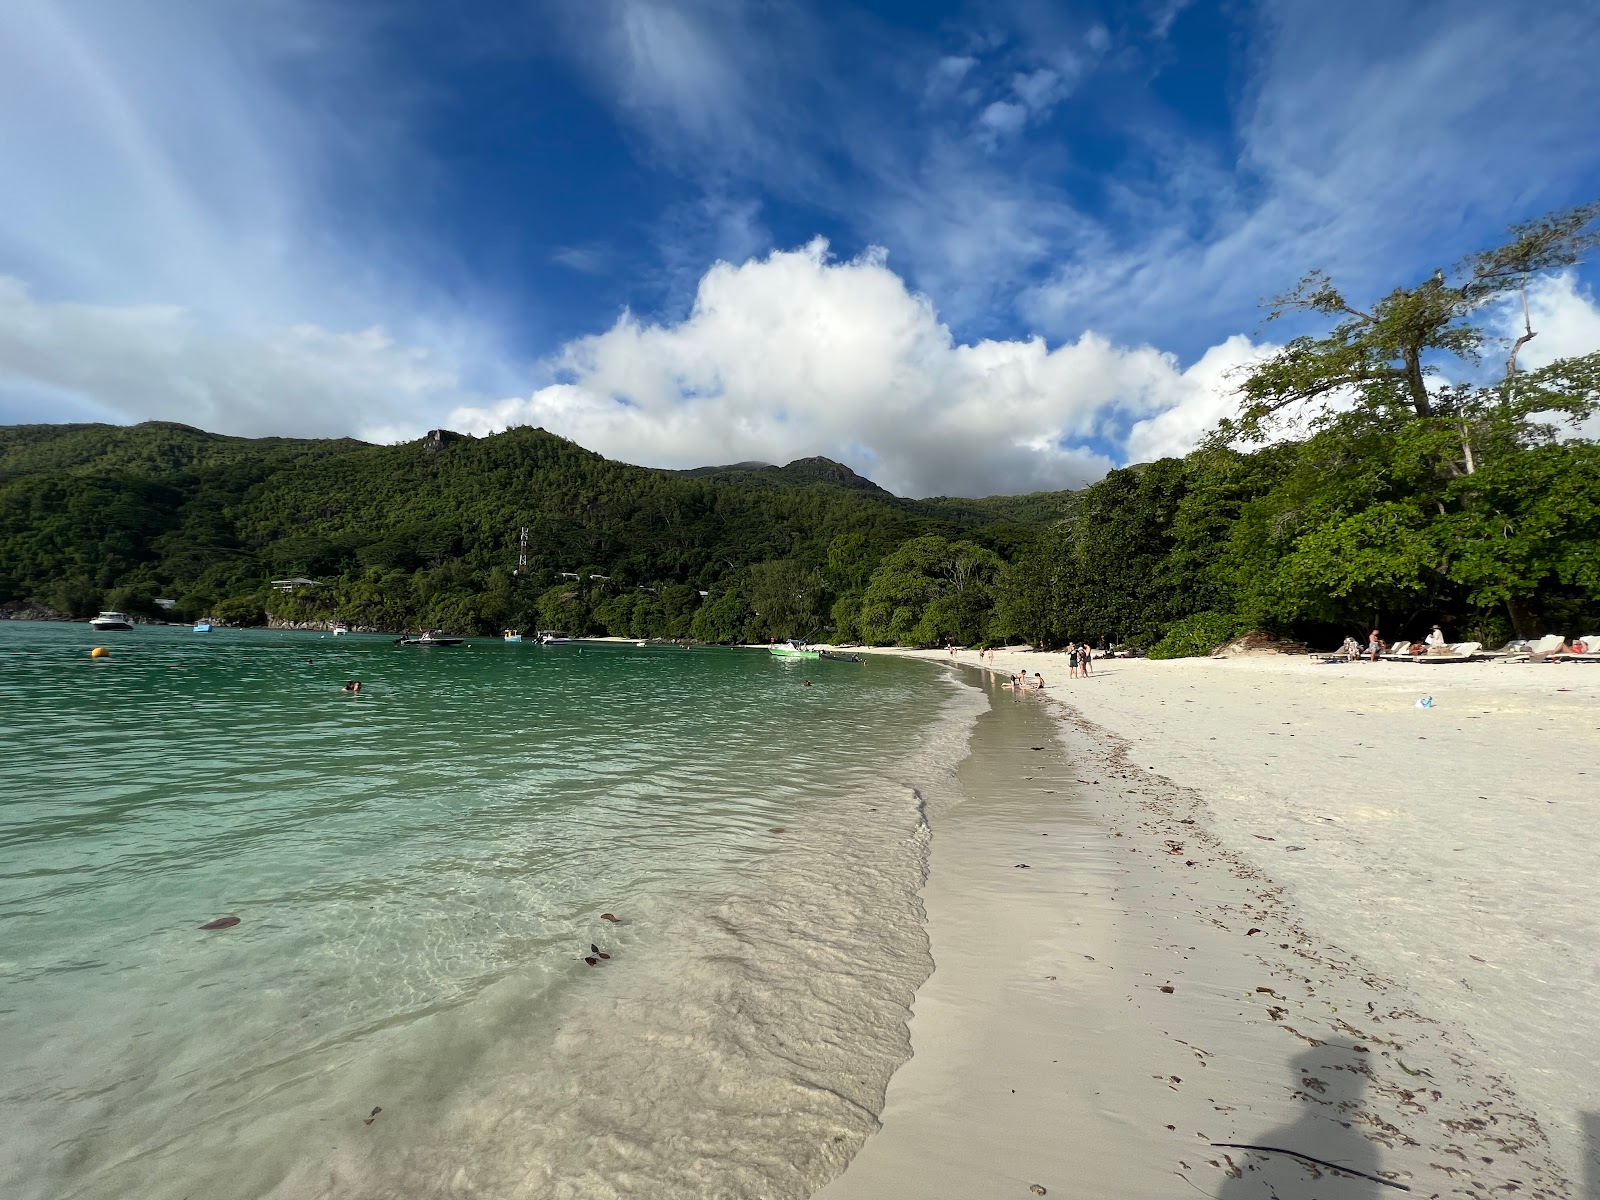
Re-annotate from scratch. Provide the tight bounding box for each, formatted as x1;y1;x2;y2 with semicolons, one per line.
0;420;1048;639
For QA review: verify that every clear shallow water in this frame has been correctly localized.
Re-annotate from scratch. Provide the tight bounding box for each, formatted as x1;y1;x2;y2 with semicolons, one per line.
0;623;980;1199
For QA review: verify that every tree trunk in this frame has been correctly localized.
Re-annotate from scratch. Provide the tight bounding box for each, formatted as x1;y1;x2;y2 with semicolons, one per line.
1505;595;1544;640
1404;348;1433;417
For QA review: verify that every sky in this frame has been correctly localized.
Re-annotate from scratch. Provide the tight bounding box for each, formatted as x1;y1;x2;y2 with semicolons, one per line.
1;0;1599;497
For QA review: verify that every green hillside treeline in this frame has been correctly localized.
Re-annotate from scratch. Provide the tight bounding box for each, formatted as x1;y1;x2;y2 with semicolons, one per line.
3;205;1598;652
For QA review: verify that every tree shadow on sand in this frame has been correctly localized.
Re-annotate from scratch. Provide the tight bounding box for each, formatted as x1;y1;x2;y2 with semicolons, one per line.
1216;1042;1401;1199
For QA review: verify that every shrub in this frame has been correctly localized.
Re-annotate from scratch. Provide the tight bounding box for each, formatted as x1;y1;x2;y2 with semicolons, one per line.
1148;611;1241;660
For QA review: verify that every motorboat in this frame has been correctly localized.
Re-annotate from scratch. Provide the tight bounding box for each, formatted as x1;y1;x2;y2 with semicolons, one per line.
394;632;465;647
538;631;572;644
90;611;134;632
192;620;213;633
503;629;523;642
769;639;820;659
331;623;350;636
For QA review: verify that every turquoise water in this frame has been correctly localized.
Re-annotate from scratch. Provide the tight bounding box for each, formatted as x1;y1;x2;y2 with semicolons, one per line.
0;623;979;1199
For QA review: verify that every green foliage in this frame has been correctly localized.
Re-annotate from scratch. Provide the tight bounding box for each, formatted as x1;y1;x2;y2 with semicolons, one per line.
858;535;1001;645
1148;612;1241;660
690;583;752;644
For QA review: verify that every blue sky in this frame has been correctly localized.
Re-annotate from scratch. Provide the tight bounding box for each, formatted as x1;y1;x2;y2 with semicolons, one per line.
2;0;1599;495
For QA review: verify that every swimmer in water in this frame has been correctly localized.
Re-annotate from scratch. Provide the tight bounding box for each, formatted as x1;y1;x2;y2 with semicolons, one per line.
341;680;362;693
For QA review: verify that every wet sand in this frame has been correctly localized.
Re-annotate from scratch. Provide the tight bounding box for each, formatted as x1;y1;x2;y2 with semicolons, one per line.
815;649;1595;1199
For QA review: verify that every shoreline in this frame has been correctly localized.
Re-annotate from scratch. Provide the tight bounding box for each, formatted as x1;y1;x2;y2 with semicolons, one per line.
814;646;1595;1197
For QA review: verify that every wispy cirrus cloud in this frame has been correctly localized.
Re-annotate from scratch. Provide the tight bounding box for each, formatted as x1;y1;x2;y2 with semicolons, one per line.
0;0;508;431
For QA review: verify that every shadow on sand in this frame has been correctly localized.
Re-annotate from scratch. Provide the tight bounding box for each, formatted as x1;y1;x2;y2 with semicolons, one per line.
1216;1042;1401;1198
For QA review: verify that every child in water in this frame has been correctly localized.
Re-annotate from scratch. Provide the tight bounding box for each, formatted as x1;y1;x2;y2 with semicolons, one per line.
341;680;362;693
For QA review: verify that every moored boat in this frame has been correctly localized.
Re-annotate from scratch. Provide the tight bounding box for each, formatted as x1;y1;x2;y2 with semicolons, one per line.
331;623;350;636
394;632;466;647
89;611;134;632
503;629;523;642
538;631;572;644
192;620;213;633
769;639;820;659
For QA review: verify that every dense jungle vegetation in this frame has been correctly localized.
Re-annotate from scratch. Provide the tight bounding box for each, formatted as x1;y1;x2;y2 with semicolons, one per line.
2;205;1597;653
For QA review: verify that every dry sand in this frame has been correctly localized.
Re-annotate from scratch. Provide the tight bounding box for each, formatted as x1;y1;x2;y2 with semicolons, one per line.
813;647;1599;1199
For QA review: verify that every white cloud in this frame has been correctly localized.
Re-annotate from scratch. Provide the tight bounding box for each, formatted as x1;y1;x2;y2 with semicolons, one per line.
1515;273;1600;370
1507;272;1600;441
1010;68;1065;112
1123;335;1277;462
0;0;511;428
0;277;464;440
450;242;1258;496
977;100;1029;142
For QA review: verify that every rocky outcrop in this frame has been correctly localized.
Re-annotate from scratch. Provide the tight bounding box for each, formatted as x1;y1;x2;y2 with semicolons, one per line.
266;617;385;633
0;600;72;621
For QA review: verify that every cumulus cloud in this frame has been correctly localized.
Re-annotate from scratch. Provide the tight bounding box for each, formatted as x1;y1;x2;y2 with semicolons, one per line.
1505;272;1600;441
0;277;464;440
1514;272;1600;370
450;242;1258;496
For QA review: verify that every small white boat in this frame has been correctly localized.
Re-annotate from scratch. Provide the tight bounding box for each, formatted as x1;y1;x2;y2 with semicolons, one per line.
504;629;523;642
539;631;573;644
331;623;350;636
90;611;134;632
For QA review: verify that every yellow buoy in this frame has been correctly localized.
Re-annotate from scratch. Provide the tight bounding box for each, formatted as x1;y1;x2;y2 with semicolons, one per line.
91;646;110;658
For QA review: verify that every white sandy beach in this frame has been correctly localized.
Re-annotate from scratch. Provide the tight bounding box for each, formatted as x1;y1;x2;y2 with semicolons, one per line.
814;646;1599;1199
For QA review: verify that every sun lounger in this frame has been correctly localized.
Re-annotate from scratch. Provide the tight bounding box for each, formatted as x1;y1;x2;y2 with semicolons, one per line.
1548;634;1600;662
1413;641;1481;663
1381;642;1420;660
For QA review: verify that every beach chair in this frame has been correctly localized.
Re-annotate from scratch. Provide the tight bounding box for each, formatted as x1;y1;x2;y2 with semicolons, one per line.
1549;634;1600;662
1522;633;1570;662
1415;641;1481;663
1380;640;1419;661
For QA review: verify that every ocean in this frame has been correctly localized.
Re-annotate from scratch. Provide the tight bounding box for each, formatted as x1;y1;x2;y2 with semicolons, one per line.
0;623;982;1199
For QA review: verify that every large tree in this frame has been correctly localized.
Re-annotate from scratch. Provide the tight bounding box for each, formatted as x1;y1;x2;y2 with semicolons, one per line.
1231;201;1600;435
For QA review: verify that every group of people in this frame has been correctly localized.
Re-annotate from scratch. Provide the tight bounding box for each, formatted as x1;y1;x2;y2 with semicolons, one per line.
1066;642;1095;678
1338;625;1451;661
1007;669;1046;693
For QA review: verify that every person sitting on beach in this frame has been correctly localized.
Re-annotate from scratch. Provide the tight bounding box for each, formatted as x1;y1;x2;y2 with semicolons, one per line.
341;680;362;693
1425;625;1447;648
1034;672;1045;690
1340;635;1362;661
